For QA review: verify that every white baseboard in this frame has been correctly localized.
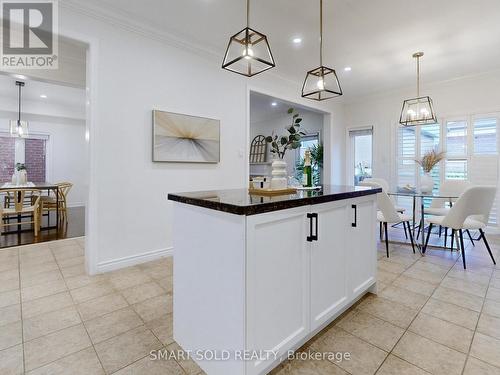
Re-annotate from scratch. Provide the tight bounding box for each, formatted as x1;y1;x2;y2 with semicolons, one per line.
96;246;173;273
68;203;86;208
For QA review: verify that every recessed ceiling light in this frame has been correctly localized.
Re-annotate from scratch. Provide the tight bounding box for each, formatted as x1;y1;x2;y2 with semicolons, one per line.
14;74;27;80
40;94;47;99
293;38;302;44
344;66;352;72
271;102;278;107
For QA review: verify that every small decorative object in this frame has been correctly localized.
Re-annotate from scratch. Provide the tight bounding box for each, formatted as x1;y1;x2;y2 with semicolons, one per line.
416;149;445;193
153;110;220;163
222;0;275;77
302;0;342;101
270;159;288;189
15;163;27;185
400;52;437;127
295;143;323;186
265;108;305;189
249;135;267;163
302;150;313;187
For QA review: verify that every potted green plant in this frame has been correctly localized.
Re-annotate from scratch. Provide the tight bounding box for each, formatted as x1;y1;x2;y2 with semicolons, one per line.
265;108;305;189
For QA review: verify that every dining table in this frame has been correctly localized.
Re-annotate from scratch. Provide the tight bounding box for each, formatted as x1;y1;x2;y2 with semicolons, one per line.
0;182;60;234
388;189;459;253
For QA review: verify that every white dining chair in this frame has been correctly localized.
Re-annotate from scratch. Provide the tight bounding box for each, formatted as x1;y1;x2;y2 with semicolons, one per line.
423;186;497;269
362;182;416;257
360;179;410;241
425;180;471;247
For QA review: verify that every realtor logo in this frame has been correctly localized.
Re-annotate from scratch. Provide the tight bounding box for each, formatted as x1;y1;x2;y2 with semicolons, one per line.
1;0;58;69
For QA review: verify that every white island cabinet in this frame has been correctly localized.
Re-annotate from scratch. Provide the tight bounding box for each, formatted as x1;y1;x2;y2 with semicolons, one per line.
169;186;380;375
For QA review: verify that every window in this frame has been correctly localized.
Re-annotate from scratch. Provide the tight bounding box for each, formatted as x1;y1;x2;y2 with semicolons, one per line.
297;133;319;161
348;128;373;186
474;117;497;155
0;135;47;182
420;123;441;196
446;120;467;157
396;112;499;225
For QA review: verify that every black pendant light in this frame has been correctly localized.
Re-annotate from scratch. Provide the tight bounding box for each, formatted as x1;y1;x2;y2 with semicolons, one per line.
222;0;275;77
399;52;437;127
302;0;342;101
10;81;29;138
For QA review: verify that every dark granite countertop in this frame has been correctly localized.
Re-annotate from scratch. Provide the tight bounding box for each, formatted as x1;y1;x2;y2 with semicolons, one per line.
168;185;381;216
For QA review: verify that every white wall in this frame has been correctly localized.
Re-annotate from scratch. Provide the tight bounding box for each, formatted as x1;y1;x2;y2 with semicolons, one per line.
343;70;500;187
250;110;324;176
57;6;345;273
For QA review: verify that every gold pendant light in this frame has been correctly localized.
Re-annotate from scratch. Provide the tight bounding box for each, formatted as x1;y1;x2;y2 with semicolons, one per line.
222;0;275;77
302;0;342;101
399;52;437;127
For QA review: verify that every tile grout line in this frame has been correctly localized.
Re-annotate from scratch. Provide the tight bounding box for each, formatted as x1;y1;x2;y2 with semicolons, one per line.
29;241;109;375
376;243;461;374
15;247;27;375
460;262;497;375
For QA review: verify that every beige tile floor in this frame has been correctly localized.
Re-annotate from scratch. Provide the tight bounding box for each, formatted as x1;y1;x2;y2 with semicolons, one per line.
1;229;500;374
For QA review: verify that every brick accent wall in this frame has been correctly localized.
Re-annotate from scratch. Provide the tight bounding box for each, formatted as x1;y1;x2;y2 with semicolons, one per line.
25;139;46;182
0;137;15;183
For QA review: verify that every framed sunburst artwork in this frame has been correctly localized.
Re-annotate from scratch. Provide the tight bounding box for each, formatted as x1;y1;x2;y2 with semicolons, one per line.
153;110;220;163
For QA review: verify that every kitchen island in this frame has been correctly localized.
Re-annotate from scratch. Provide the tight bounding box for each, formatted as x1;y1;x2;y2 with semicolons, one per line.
168;185;381;375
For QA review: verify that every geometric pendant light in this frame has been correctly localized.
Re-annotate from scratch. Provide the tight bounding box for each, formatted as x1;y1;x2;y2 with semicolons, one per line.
222;0;275;77
10;81;29;138
399;52;437;127
302;0;343;101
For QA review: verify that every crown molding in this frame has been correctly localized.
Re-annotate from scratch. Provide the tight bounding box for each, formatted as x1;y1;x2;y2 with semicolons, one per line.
59;0;301;89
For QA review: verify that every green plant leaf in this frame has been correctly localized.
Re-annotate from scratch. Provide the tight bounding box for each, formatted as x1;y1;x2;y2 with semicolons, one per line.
291;141;301;149
295;118;302;124
280;136;288;146
288;126;296;134
287;108;294;114
293;114;299;118
294;134;301;141
265;136;273;143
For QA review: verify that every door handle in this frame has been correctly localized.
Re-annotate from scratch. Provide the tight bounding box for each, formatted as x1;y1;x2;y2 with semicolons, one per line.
352;205;357;227
307;213;318;242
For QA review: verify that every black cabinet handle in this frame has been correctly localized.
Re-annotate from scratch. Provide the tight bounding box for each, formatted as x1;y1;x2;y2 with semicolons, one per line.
352;205;357;227
307;213;318;242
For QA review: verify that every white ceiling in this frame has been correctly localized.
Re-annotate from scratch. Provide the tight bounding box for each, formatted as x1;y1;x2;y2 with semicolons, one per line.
0;75;86;119
250;92;324;124
79;0;500;99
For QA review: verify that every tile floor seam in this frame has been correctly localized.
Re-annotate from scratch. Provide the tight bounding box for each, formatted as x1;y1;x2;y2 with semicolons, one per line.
14;247;27;375
373;242;462;375
52;245;107;375
461;265;497;375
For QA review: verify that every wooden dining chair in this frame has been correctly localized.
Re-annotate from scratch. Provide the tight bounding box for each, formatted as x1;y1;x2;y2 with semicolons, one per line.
39;182;73;225
0;189;41;236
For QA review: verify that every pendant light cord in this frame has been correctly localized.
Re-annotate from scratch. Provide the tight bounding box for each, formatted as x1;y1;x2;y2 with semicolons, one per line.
416;55;420;98
18;83;22;123
319;0;323;67
246;0;250;29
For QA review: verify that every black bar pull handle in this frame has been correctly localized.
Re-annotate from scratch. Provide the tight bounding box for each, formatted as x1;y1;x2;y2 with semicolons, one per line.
307;213;318;242
307;213;313;242
352;205;357;227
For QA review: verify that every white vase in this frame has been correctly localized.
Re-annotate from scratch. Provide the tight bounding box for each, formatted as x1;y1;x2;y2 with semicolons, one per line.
420;173;434;193
271;159;288;190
